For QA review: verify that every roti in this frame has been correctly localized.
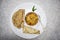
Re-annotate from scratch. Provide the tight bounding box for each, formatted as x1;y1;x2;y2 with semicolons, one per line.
12;9;25;28
23;26;40;34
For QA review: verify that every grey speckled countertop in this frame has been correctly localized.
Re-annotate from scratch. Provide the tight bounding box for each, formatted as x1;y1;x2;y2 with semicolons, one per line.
0;0;60;40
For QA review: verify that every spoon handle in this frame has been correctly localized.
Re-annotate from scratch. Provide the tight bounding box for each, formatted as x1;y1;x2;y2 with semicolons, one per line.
38;15;46;31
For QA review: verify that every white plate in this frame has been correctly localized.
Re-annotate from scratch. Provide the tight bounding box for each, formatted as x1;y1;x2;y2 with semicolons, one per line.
10;2;47;39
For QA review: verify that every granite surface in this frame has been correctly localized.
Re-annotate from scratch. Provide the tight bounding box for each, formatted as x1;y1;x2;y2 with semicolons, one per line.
0;0;60;40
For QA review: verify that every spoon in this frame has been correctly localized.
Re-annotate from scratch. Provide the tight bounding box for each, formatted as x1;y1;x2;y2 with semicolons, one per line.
38;15;46;31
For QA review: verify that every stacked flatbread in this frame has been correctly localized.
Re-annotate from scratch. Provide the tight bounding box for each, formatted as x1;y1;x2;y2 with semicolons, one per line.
12;9;25;28
23;26;40;34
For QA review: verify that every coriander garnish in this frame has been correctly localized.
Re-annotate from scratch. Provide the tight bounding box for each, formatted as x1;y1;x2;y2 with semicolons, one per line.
32;6;37;12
